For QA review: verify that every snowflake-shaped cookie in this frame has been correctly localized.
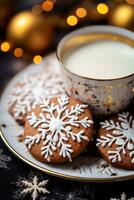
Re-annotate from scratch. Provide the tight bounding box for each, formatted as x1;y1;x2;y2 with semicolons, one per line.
24;95;93;163
8;71;65;124
97;112;134;168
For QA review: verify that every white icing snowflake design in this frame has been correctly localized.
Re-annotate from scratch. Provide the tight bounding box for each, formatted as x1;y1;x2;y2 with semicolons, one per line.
25;95;93;162
110;192;134;200
8;72;65;121
97;112;134;163
15;175;49;200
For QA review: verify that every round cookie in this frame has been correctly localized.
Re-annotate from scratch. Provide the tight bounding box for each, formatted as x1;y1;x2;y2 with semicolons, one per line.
23;95;93;163
97;112;134;169
8;72;65;125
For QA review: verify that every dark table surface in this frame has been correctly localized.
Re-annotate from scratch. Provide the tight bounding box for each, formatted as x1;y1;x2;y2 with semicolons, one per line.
0;51;134;200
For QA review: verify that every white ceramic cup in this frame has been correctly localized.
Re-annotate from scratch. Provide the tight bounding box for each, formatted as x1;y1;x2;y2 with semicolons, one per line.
57;26;134;115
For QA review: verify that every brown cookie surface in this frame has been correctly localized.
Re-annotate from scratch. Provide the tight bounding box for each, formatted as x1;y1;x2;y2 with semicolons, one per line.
97;112;134;169
23;95;93;163
8;71;65;125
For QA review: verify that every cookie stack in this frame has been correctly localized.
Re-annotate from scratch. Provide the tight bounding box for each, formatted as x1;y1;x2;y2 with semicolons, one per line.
7;56;134;170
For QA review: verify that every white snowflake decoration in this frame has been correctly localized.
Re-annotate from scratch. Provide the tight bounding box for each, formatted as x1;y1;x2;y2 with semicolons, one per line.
8;72;65;121
19;175;49;200
25;95;93;162
0;148;11;169
97;112;134;163
110;192;134;200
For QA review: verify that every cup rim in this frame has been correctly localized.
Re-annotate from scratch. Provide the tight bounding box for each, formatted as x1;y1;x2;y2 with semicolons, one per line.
56;25;134;81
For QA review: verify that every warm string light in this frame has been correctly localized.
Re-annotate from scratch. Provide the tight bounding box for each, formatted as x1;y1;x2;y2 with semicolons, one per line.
67;15;78;26
1;42;10;52
33;55;43;64
97;3;109;15
76;7;87;18
14;48;23;58
42;0;54;12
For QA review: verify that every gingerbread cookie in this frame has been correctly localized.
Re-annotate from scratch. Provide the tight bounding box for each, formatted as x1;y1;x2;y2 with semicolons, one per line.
97;112;134;169
8;72;65;125
23;95;93;163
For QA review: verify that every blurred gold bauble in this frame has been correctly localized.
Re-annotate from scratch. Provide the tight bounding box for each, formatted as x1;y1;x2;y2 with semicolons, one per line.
6;11;53;52
108;4;134;28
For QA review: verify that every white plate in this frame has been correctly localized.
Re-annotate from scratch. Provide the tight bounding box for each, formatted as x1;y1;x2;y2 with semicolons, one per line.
0;53;134;182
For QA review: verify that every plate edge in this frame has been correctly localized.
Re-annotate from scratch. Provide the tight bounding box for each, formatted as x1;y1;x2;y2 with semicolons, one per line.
0;129;134;182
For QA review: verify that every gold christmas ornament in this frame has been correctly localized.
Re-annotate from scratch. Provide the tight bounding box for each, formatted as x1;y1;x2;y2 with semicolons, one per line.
6;11;53;52
108;4;134;28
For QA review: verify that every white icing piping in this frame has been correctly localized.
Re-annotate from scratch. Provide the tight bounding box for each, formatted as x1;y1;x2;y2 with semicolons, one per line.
25;95;93;162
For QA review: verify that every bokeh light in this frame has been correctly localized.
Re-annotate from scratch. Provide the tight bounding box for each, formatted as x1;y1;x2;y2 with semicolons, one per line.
14;48;23;58
67;15;78;26
76;7;87;18
33;55;42;64
97;3;109;15
110;4;134;27
1;42;10;52
42;0;54;12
